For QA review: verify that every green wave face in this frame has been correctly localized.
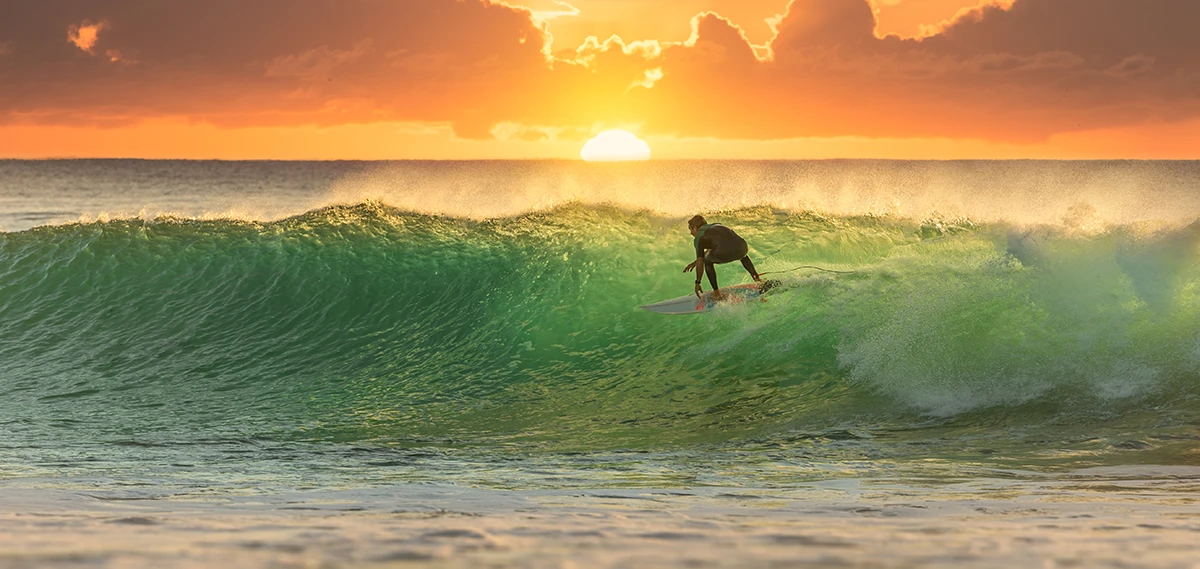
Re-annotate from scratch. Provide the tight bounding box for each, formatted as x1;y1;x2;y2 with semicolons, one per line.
2;203;1199;453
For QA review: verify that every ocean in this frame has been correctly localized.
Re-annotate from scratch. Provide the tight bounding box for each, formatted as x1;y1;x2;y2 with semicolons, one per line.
1;159;1198;568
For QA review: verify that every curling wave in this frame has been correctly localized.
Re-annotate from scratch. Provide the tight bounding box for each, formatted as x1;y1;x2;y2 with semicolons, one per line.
1;202;1199;451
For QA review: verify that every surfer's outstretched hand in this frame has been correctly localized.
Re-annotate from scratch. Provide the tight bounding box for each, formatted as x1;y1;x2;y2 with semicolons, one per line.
684;260;698;273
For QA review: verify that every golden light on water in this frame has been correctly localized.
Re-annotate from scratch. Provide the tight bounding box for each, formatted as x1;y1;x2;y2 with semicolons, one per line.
580;130;651;162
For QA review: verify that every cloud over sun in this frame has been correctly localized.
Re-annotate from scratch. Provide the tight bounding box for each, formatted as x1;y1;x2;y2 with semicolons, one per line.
1;0;1198;158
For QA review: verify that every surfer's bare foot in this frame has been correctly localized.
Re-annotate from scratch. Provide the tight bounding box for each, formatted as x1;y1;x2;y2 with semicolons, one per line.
710;290;725;301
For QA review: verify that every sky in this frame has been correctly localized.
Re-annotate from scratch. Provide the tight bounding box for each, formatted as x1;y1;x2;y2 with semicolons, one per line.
1;0;1197;159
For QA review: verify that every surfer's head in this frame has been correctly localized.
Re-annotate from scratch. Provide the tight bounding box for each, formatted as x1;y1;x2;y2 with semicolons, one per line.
688;215;706;235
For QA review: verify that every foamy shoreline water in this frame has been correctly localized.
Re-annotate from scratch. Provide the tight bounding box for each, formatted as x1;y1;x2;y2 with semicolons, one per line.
3;470;1198;568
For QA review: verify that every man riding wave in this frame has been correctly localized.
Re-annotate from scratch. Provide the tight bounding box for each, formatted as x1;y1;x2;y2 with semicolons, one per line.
684;215;761;300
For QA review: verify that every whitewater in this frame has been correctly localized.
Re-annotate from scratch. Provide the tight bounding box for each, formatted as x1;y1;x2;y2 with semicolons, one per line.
1;159;1198;568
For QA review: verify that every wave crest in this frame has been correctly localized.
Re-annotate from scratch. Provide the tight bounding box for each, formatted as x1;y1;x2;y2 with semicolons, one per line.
1;203;1198;449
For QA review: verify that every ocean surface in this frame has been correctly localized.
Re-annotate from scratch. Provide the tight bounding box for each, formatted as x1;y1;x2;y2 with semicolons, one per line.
1;159;1198;568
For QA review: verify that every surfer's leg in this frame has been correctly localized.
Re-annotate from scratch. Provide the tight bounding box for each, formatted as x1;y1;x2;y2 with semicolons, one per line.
740;256;760;280
706;239;748;265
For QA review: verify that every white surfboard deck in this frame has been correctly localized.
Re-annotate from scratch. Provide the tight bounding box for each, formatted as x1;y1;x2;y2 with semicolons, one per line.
639;283;766;315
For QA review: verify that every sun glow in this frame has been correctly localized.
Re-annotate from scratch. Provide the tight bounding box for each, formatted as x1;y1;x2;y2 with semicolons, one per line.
580;130;651;162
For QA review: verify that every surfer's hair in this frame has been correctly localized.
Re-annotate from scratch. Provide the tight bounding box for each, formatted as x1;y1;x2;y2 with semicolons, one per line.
688;215;706;229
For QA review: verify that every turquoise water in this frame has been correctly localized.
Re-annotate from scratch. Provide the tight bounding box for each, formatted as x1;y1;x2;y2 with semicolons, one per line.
4;160;1200;568
1;160;1198;493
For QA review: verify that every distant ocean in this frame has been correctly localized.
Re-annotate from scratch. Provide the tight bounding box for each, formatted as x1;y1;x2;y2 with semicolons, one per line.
2;159;1198;568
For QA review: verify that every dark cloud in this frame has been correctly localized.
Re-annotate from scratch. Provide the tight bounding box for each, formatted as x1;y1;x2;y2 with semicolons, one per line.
771;0;877;53
1;0;1197;142
0;0;549;130
641;0;1200;140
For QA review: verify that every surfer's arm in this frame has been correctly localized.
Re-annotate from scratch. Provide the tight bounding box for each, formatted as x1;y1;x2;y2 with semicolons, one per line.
703;259;719;292
685;237;705;273
687;254;706;296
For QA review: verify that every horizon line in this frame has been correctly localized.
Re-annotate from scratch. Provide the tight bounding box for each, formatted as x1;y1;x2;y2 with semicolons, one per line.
3;157;1197;163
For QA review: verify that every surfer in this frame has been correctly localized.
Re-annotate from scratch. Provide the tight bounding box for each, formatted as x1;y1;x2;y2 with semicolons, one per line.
684;215;761;300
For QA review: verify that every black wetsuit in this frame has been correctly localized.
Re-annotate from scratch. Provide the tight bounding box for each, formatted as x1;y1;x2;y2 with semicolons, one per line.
694;224;758;290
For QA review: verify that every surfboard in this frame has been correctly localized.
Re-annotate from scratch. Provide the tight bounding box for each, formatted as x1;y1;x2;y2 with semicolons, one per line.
639;282;769;315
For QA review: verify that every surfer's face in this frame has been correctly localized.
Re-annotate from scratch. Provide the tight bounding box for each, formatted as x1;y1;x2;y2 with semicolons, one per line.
689;224;698;236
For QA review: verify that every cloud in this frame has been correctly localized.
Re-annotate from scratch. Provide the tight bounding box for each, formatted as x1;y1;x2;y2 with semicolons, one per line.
974;51;1082;72
684;12;761;64
1;0;1198;145
631;67;663;90
490;121;589;141
523;0;581;22
0;0;552;132
917;0;1015;38
105;49;133;64
266;40;375;80
67;19;109;54
1107;55;1156;78
770;0;877;53
638;0;1200;141
570;35;662;67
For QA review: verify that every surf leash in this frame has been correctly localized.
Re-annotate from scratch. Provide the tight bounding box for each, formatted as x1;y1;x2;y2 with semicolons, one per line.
758;265;856;277
754;243;856;277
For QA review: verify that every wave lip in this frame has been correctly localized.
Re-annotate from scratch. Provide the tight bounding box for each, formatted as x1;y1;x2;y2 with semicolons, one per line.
5;160;1200;233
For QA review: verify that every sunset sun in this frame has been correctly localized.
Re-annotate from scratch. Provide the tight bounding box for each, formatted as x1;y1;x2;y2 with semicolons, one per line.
579;130;651;162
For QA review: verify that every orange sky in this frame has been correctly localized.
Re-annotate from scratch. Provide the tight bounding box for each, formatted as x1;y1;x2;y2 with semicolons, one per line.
1;0;1197;159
